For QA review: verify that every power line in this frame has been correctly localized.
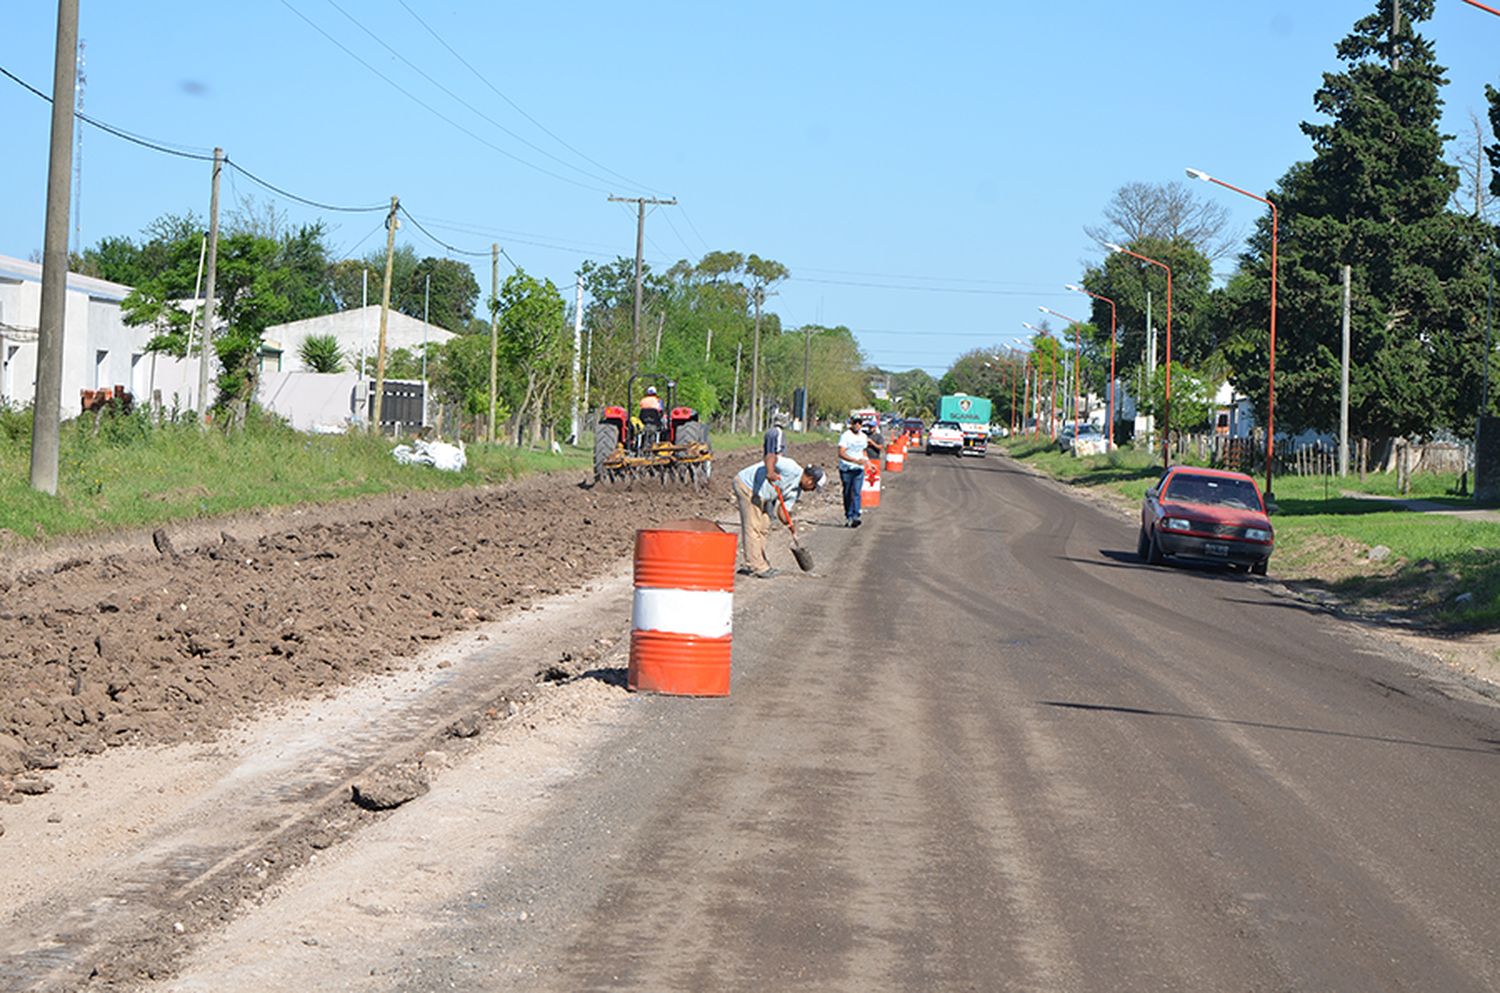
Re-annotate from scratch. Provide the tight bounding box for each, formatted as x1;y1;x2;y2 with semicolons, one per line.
790;263;1058;287
676;205;713;254
317;0;623;190
394;0;661;196
790;275;1075;297
397;206;493;258
275;0;612;195
225;158;386;213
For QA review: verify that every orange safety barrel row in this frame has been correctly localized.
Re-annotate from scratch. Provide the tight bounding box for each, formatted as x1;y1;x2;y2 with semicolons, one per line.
628;525;737;697
885;436;906;473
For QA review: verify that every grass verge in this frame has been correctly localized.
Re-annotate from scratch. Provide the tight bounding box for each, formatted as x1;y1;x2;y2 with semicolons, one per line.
998;436;1500;632
0;408;591;541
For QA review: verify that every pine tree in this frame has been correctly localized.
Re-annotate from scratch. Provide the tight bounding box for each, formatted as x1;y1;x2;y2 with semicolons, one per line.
1222;0;1492;444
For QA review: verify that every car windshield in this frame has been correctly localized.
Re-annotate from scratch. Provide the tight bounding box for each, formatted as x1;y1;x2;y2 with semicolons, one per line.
1165;474;1262;511
934;421;960;430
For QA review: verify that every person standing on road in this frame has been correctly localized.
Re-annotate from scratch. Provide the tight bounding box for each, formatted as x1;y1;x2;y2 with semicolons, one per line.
734;455;826;578
763;411;789;482
838;416;868;528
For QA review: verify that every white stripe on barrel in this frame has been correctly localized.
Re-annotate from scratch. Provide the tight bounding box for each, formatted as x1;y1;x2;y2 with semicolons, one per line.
632;587;734;639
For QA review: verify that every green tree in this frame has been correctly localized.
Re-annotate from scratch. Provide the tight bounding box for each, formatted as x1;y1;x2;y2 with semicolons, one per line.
497;269;569;446
329;247;479;332
1220;0;1492;442
1078;236;1215;376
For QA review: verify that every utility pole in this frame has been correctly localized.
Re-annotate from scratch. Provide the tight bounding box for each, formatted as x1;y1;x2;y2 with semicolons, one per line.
571;273;583;444
802;325;812;429
653;310;665;361
196;148;223;428
181;234;206;406
71;38;85;257
606;195;676;374
1339;264;1352;477
751;285;765;431
488;243;499;444
372;195;399;432
421;273;430;429
705;326;713;363
1145;290;1155;453
731;342;742;434
28;0;79;494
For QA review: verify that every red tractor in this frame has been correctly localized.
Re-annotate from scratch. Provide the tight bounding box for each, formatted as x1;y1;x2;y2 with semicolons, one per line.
594;374;713;484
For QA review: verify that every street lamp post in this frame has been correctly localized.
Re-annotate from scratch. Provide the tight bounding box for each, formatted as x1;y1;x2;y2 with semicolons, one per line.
1067;283;1118;448
1188;167;1279;499
1104;242;1173;469
1023;321;1059;439
1040;306;1085;444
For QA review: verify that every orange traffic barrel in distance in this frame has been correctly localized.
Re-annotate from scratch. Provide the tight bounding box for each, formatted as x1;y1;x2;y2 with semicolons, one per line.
885;435;906;473
628;522;737;696
861;459;882;508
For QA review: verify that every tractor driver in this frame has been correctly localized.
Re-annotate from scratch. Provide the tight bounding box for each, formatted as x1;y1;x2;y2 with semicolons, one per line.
639;387;663;414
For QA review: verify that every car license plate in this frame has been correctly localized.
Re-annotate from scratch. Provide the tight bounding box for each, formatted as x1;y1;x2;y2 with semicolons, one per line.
1204;542;1230;557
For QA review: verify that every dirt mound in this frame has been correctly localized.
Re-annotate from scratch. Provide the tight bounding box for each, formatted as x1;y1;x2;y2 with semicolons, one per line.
0;444;825;799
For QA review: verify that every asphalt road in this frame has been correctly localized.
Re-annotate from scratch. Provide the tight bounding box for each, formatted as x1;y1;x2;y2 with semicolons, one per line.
188;453;1500;992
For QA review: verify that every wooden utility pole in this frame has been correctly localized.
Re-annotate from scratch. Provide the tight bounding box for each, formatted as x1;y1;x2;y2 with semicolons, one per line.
1391;0;1401;70
196;148;223;428
28;0;79;493
653;311;665;360
606;195;676;373
1339;265;1352;477
371;196;399;431
488;243;499;444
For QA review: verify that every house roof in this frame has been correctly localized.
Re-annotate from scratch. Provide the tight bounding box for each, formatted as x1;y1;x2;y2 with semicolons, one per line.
0;254;133;303
266;305;457;343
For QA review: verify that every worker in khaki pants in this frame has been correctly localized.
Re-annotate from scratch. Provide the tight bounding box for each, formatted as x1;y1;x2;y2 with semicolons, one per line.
733;455;825;578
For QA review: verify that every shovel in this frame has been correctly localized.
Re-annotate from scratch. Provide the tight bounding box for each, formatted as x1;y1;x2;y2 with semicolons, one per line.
774;485;815;573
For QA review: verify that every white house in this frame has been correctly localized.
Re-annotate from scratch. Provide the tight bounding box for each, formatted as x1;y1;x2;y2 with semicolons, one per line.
267;305;454;373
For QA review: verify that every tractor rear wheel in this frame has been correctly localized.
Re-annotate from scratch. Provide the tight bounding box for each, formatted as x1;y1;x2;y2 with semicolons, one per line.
594;423;620;482
676;421;711;485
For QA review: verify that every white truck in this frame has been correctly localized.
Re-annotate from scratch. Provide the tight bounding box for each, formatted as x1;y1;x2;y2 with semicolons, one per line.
926;420;964;455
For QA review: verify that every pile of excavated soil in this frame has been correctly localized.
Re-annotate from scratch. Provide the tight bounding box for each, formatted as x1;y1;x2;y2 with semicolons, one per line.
0;444;830;796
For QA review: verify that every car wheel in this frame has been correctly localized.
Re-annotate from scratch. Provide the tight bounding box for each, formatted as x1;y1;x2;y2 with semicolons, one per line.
1136;527;1150;561
1146;527;1165;565
1251;559;1268;576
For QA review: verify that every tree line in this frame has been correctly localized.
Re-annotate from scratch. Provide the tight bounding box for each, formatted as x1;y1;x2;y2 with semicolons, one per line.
941;0;1500;451
70;196;877;443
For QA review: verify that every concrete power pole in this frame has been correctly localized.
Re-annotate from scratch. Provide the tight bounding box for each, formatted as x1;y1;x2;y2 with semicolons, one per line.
751;285;765;431
802;325;812;429
488;243;499;444
372;195;399;431
606;195;676;374
731;342;742;434
196;148;223;428
571;274;583;444
28;0;79;494
1339;264;1352;477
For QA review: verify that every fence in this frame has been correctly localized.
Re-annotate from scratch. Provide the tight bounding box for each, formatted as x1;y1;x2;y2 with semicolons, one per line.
1208;434;1472;487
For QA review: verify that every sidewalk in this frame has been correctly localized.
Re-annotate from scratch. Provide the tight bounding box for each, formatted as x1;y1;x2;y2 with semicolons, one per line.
1339;490;1500;523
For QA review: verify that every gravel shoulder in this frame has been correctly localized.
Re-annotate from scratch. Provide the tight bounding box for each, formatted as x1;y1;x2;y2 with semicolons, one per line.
0;442;839;991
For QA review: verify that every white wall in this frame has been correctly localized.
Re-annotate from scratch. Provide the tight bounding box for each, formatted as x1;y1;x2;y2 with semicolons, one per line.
258;371;361;432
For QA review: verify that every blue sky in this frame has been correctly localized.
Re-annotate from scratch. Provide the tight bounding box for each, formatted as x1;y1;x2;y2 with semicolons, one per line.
2;1;1497;374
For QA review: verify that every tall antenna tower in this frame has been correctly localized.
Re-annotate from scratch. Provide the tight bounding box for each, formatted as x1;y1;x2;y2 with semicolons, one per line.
71;38;86;258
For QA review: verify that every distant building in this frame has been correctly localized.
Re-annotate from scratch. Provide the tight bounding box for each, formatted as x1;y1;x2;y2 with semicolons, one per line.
0;253;201;415
267;306;455;373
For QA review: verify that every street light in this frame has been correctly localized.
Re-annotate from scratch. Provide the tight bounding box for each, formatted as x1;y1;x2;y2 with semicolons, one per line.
1022;321;1058;439
1039;305;1084;444
1188;166;1278;499
1104;241;1173;469
1067;283;1119;448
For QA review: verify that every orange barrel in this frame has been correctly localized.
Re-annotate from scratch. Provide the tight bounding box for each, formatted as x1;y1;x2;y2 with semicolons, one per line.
861;459;882;508
628;523;737;696
884;435;906;473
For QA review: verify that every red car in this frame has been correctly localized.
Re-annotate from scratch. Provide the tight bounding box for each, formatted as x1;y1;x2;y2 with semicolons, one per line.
1138;467;1274;575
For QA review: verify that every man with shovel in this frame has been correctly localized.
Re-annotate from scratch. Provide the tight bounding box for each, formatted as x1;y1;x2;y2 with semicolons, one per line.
733;455;826;579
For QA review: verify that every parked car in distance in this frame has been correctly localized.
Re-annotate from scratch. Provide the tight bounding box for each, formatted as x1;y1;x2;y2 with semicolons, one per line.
1138;467;1273;575
926;420;964;455
903;418;925;444
1064;424;1108;456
